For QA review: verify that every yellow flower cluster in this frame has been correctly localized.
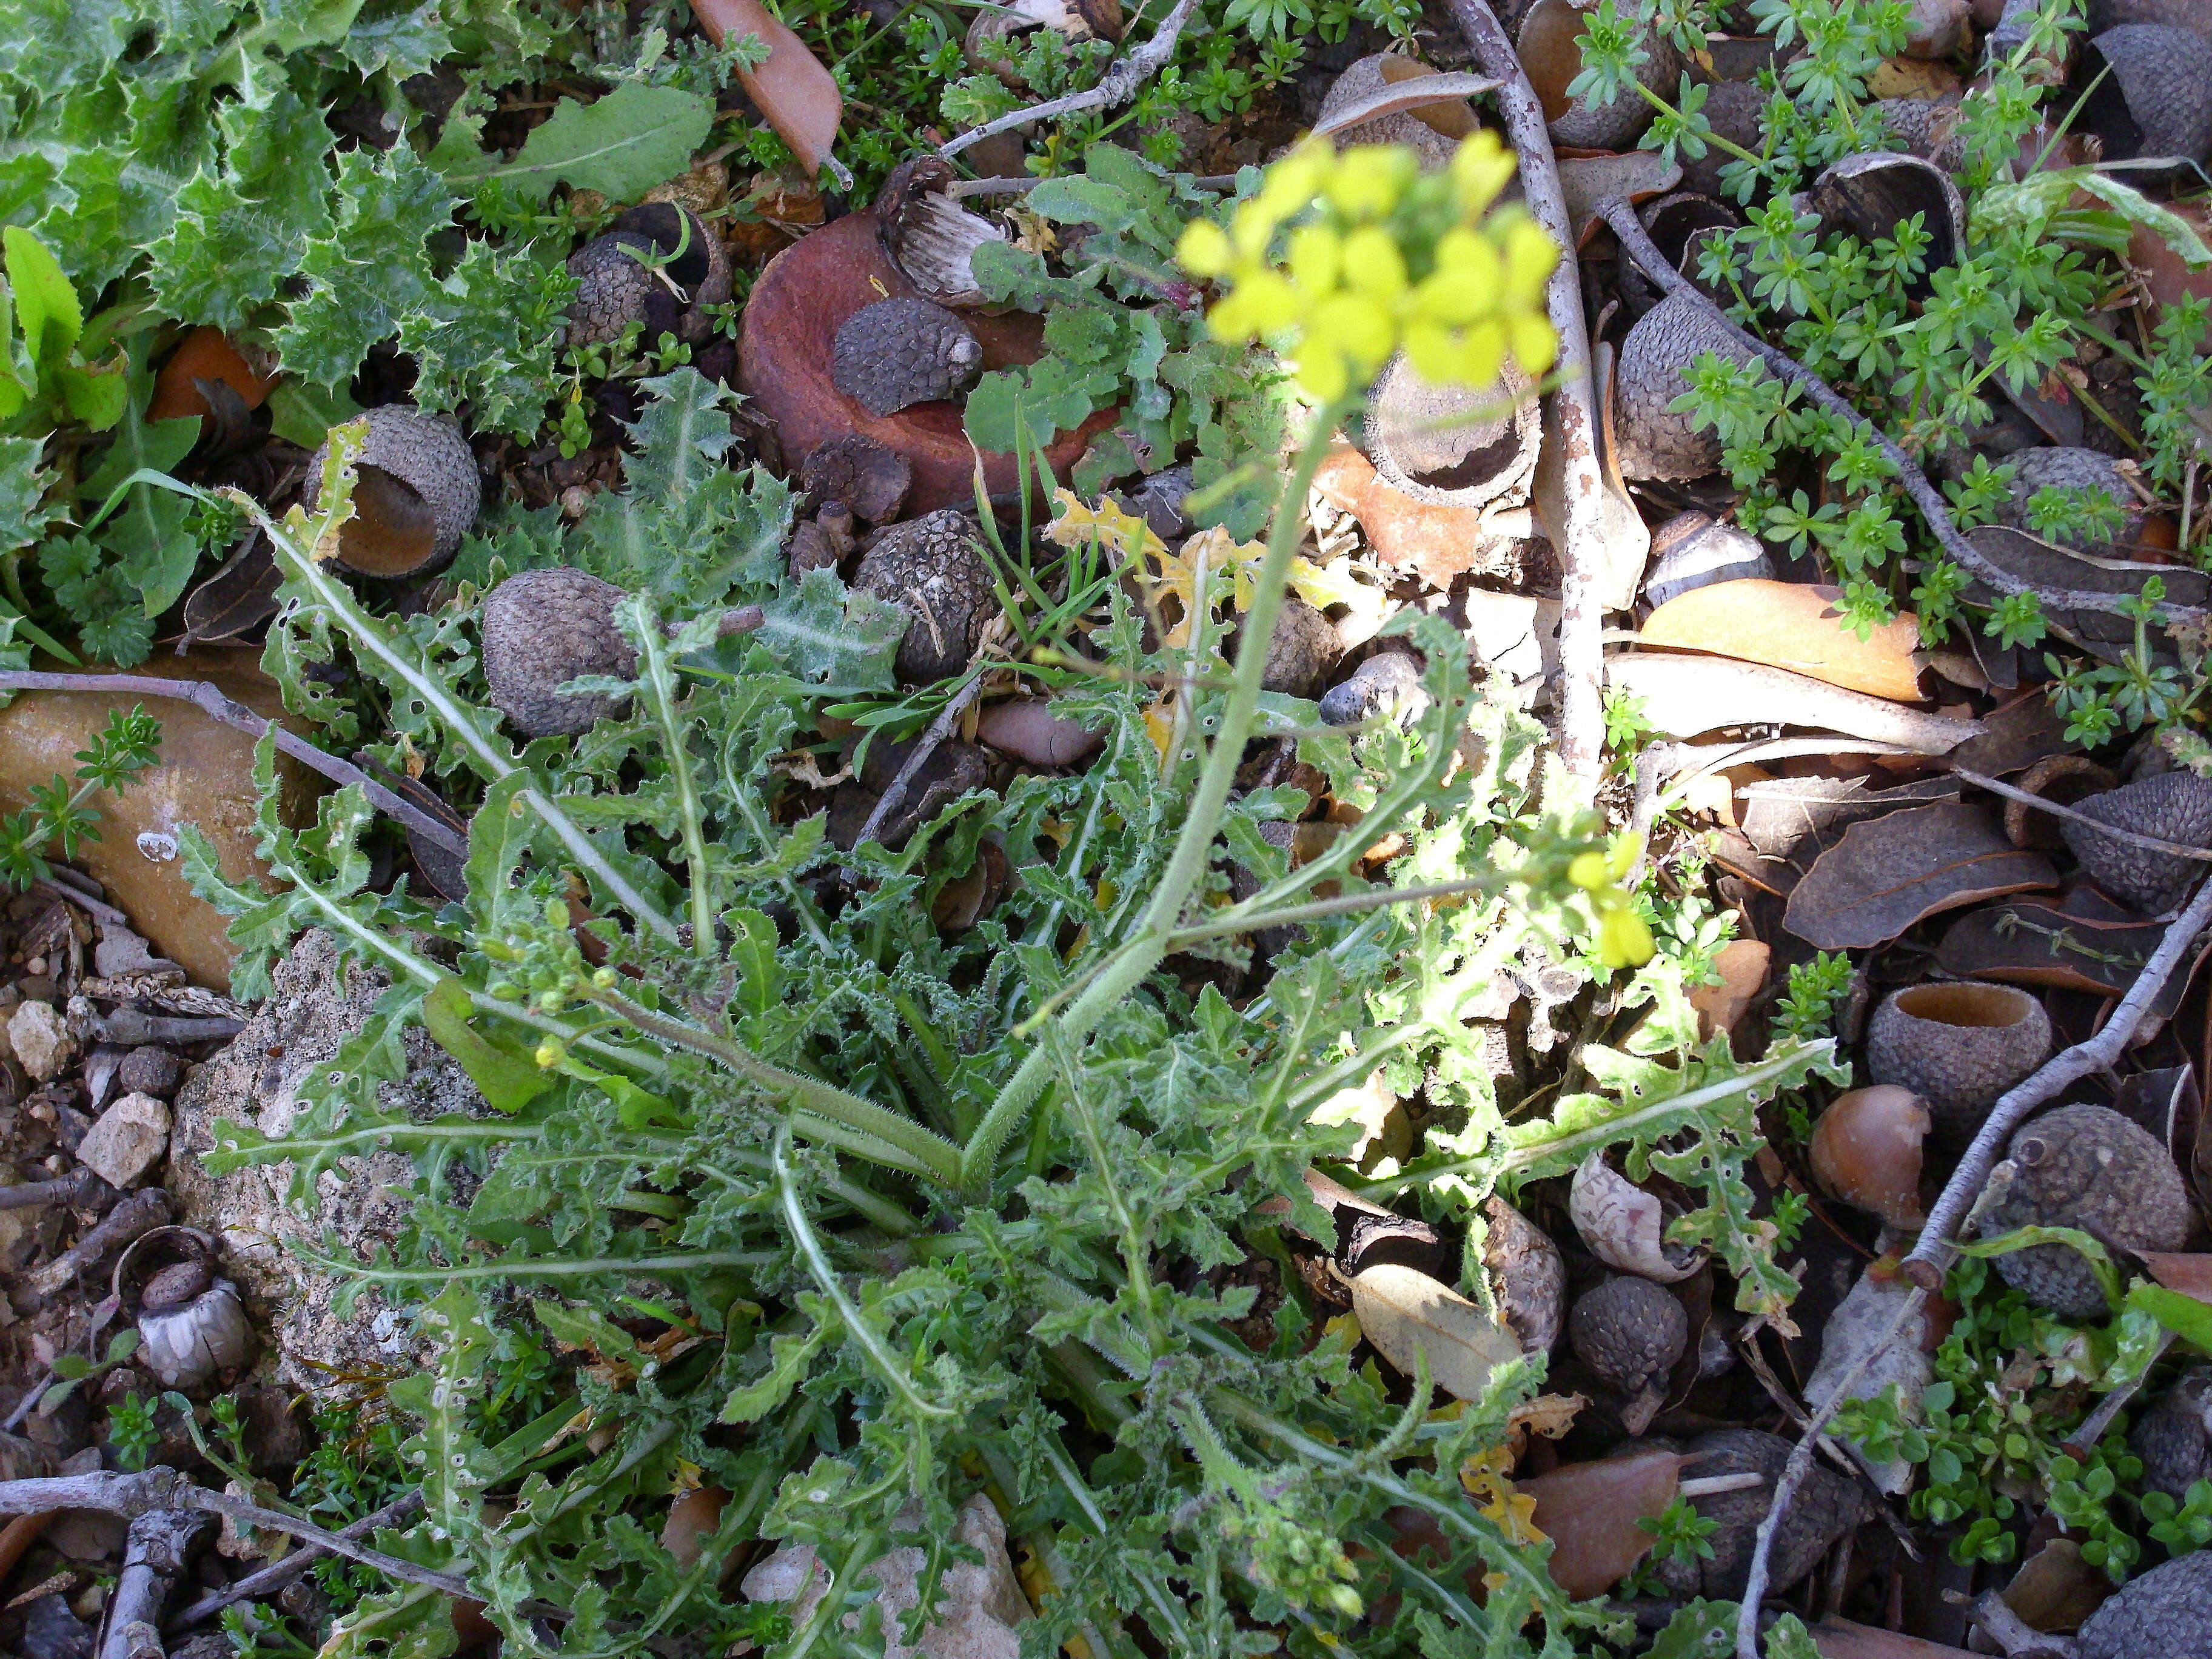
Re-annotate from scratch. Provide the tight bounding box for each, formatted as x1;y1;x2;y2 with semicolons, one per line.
1175;131;1561;403
1569;835;1655;971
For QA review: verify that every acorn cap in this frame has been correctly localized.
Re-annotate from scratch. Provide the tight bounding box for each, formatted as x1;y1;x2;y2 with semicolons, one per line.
1641;511;1773;607
481;567;638;739
1518;0;1683;150
1568;1274;1687;1397
1979;1104;2194;1317
1864;982;2051;1140
1610;293;1756;483
2092;25;2212;163
2061;771;2212;914
566;204;732;349
2079;1531;2212;1657
833;297;984;419
1654;1429;1872;1599
1368;353;1541;510
1807;152;1965;284
1873;96;1957;158
852;509;995;683
802;435;913;525
875;158;1011;308
2129;1367;2212;1502
1255;594;1340;700
1999;445;2147;554
1482;1196;1565;1355
2091;0;2212;41
303;404;480;578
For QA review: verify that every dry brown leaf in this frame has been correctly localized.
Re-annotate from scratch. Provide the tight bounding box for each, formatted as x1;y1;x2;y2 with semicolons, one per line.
2136;1250;2212;1302
1556;152;1681;240
1808;1619;1977;1658
1349;1263;1522;1401
1737;774;1960;866
1310;65;1498;139
1520;1449;1686;1600
1640;580;1926;702
693;0;843;179
1607;655;1982;751
1934;886;2171;1000
2001;1538;2111;1635
1567;1151;1706;1282
1689;937;1769;1038
1782;801;2058;950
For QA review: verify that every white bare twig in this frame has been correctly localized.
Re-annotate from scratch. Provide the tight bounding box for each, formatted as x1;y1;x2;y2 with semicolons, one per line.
940;0;1201;159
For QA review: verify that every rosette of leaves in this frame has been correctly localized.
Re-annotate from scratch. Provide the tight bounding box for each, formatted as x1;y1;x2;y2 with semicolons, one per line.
164;402;1663;1654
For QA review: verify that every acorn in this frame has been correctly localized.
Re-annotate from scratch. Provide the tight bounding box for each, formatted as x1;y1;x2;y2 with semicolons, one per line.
1998;446;2147;554
2062;771;2212;914
303;404;480;579
2091;25;2212;164
1318;651;1429;728
1653;1430;1872;1599
1640;511;1773;607
1809;1085;1931;1230
1569;1275;1687;1423
1865;983;2051;1141
1367;354;1541;511
875;157;1011;309
1517;0;1683;150
1610;293;1757;483
481;568;638;739
853;510;996;683
832;297;984;418
2130;1367;2212;1501
1975;1104;2193;1318
802;435;913;526
566;203;733;349
1315;54;1467;168
2079;1530;2212;1656
1253;594;1341;700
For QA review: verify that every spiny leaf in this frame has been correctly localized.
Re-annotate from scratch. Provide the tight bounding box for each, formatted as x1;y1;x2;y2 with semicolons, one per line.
444;81;714;203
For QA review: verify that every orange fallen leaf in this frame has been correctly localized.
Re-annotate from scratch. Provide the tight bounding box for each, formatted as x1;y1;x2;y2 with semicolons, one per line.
1520;1449;1686;1600
1641;579;1926;703
692;0;844;181
150;327;274;424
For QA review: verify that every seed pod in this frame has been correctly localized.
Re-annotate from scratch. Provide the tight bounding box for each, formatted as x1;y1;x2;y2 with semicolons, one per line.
140;1257;215;1310
1367;354;1541;511
802;435;913;525
2131;1368;2212;1502
1318;651;1429;728
1865;983;2051;1141
2091;25;2212;164
833;297;984;418
852;510;995;683
481;568;638;739
1518;0;1683;150
1481;1196;1566;1355
303;405;480;579
138;1278;252;1391
1997;445;2147;555
1610;294;1756;483
2062;771;2212;914
1569;1275;1687;1402
2079;1549;2212;1659
1806;152;1966;289
2091;0;2212;41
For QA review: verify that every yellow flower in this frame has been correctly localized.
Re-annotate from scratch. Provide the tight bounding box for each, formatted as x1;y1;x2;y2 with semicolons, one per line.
1312;292;1396;372
1450;129;1517;216
1340;224;1407;298
1500;216;1562;306
1286;222;1343;295
1600;906;1656;971
1567;851;1610;890
1327;144;1415;218
1178;218;1233;276
1292;344;1352;402
1510;312;1560;377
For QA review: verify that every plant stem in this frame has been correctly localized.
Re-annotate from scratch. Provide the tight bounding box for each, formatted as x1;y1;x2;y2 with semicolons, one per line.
957;400;1349;1194
589;987;964;1186
631;603;717;956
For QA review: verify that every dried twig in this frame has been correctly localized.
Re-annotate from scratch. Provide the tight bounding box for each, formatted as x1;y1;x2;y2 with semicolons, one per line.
0;672;469;859
22;1188;169;1302
1451;0;1610;776
939;0;1200;159
99;1510;207;1659
1957;766;2212;863
1597;198;2209;630
851;672;987;851
1970;1589;2082;1659
0;1469;474;1601
168;1491;426;1630
0;1168;104;1214
1903;866;2212;1288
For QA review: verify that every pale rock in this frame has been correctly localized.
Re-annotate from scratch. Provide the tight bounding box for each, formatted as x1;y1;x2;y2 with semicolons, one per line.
741;1493;1030;1659
9;1000;72;1081
77;1092;170;1187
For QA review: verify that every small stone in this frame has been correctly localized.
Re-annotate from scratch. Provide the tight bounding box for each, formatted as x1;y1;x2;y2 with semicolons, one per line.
9;1000;72;1081
118;1046;184;1101
75;1092;172;1188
